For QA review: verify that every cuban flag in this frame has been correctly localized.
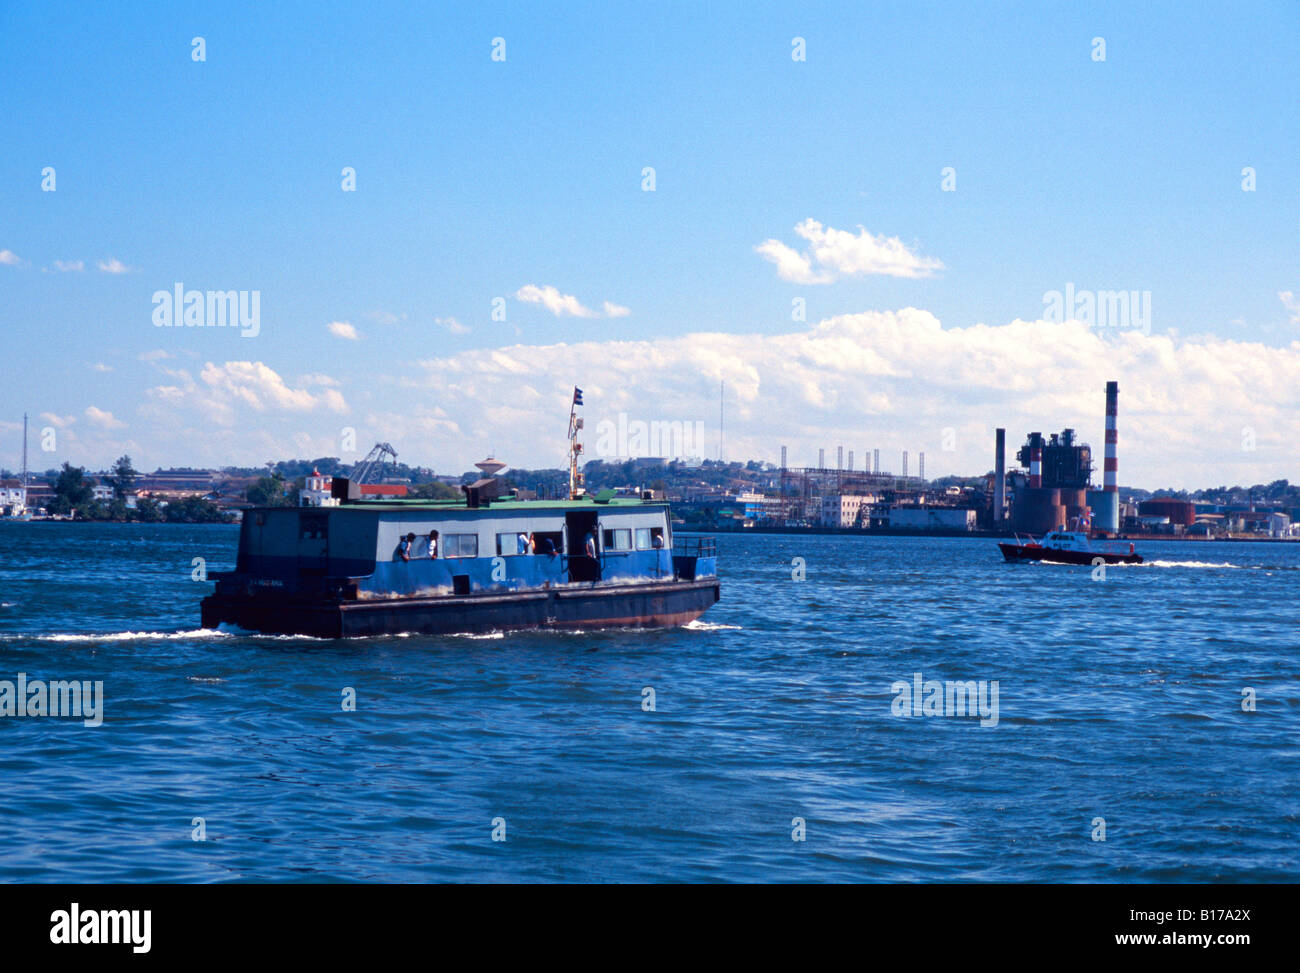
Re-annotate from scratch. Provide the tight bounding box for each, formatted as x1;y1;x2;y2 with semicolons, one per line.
573;387;584;405
1079;509;1091;528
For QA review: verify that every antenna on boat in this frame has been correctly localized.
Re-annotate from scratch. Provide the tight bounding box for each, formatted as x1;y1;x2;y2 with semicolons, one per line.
567;386;585;499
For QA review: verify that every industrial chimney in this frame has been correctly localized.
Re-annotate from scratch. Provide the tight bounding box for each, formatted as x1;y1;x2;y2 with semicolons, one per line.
1086;382;1122;533
1028;433;1043;488
1104;381;1119;494
994;428;1006;524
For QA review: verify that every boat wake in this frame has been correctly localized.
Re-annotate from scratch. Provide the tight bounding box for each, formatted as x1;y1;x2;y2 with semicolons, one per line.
1132;559;1244;569
0;627;236;643
683;619;742;631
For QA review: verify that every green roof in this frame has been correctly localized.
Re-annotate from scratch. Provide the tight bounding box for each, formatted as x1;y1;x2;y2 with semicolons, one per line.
337;496;666;512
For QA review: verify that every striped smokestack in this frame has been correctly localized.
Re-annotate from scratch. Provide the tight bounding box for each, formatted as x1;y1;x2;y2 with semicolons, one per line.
1104;381;1118;493
1029;433;1043;489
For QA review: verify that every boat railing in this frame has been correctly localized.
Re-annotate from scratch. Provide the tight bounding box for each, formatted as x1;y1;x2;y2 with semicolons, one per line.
673;535;716;558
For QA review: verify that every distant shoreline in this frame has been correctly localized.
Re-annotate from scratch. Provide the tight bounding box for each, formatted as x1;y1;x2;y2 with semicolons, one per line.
692;524;1297;543
7;518;1293;543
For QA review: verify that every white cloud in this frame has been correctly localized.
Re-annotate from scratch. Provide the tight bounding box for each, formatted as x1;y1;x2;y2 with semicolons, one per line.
84;406;125;429
327;320;359;340
53;260;85;272
139;349;172;362
39;412;76;429
1280;290;1300;325
97;257;133;274
297;372;341;387
435;316;470;335
91;362;113;373
516;284;630;319
145;361;349;427
756;218;944;283
0;249;23;266
365;310;406;325
403;309;1300;488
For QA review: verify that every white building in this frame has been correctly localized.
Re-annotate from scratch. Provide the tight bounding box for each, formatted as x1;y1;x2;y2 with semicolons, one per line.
821;494;875;528
301;470;339;507
0;478;26;516
888;506;977;531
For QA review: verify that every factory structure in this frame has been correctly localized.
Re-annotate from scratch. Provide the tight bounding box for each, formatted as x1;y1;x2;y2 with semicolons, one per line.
995;381;1120;535
744;381;1129;533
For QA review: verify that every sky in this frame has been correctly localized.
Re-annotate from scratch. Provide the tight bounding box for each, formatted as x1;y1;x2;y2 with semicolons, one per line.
1;1;1297;489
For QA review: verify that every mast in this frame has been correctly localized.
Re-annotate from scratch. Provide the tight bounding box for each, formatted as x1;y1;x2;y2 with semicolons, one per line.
21;412;27;490
567;386;585;499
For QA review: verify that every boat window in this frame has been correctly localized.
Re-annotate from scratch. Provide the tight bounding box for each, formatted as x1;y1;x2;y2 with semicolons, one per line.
299;513;328;540
602;528;633;551
636;527;665;550
496;532;533;556
444;533;479;558
532;530;562;556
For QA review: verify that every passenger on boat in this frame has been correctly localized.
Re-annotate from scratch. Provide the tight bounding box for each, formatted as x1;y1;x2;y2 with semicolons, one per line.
517;531;533;554
427;530;438;558
398;533;415;562
584;530;597;558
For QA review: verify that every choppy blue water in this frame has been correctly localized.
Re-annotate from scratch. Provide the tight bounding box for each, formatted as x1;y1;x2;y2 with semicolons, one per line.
0;522;1296;882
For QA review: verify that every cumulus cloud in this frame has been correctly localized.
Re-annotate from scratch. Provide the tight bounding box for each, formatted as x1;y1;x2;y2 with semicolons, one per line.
53;260;85;272
756;219;944;283
1;249;23;266
84;406;125;429
516;284;629;318
404;309;1300;488
435;316;470;335
145;361;348;427
327;320;359;340
97;257;133;274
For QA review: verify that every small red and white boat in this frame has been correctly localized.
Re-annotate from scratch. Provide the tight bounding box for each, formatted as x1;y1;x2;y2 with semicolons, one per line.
998;530;1142;565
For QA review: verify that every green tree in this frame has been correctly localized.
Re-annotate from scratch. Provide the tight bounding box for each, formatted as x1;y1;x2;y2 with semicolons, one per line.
410;480;461;500
49;463;94;515
247;474;295;507
108;454;139;500
134;496;165;523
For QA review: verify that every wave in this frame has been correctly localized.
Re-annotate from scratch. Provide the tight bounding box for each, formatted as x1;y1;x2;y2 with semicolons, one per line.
1134;560;1243;569
1;628;235;643
683;619;742;631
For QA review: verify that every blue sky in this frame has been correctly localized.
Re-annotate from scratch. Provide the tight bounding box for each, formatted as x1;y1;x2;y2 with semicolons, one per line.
2;1;1297;487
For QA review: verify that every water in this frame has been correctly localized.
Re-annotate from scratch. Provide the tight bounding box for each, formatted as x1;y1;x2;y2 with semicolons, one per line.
1;522;1296;882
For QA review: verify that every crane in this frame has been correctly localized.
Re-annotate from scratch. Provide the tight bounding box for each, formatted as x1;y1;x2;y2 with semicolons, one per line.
350;442;398;484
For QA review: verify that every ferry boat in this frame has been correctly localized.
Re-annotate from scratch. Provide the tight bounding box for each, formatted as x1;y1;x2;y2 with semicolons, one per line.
998;530;1142;565
200;389;720;637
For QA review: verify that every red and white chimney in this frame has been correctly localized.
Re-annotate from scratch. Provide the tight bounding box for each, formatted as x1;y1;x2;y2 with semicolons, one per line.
1104;381;1119;493
1029;436;1043;489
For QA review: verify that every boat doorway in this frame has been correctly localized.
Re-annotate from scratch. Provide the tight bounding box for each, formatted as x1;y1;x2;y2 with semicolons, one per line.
298;510;329;577
565;509;600;582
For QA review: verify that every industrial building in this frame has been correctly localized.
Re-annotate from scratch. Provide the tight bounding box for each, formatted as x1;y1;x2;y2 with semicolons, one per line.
997;381;1122;536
